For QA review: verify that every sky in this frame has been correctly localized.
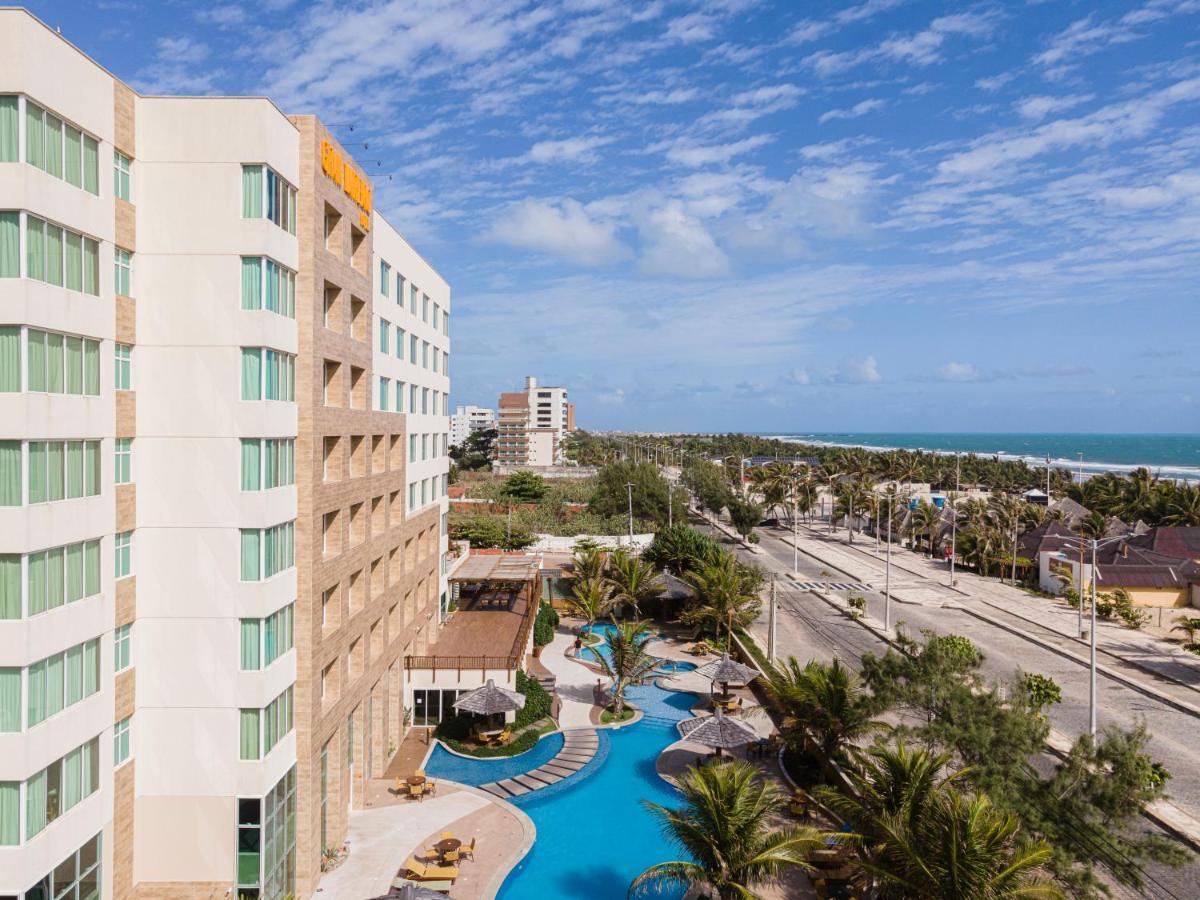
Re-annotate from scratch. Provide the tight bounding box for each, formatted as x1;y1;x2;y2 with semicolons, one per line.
31;0;1200;433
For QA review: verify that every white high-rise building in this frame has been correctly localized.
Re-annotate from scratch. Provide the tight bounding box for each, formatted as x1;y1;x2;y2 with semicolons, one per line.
0;10;451;899
494;376;576;467
448;405;496;447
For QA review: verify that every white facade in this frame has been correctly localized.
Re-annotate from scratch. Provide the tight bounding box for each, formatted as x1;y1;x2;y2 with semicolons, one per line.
448;405;495;447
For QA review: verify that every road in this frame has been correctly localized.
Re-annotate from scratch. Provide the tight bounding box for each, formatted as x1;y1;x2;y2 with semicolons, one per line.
695;515;1200;900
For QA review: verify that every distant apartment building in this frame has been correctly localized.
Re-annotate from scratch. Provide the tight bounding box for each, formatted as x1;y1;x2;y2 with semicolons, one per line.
448;404;495;447
0;9;450;900
493;376;575;467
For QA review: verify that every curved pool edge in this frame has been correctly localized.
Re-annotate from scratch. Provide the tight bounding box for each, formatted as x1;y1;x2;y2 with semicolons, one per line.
431;725;564;762
444;782;538;900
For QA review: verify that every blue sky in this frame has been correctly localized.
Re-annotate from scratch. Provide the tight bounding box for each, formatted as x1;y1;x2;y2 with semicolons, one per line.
33;0;1200;432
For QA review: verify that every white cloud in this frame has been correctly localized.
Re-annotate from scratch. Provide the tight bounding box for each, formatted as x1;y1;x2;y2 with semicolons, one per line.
636;200;730;278
819;98;886;124
976;72;1017;92
489;198;628;266
525;136;611;164
625;88;700;105
935;361;982;382
661;135;773;167
834;356;882;384
196;5;245;26
665;13;716;44
1014;94;1093;120
806;11;996;75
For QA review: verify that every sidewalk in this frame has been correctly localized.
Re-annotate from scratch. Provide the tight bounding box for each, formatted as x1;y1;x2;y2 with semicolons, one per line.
784;523;1200;689
539;625;605;729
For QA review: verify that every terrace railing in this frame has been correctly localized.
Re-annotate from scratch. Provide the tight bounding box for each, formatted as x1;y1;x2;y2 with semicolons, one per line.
404;655;520;682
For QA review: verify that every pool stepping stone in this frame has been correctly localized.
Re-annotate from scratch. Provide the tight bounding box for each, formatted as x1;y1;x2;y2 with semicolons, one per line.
478;729;599;798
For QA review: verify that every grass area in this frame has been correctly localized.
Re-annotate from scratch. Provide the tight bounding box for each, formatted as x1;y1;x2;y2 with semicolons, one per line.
734;628;773;674
600;707;636;724
439;719;557;758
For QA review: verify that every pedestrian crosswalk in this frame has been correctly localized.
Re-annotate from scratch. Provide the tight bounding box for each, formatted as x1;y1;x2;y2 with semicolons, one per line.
788;580;872;592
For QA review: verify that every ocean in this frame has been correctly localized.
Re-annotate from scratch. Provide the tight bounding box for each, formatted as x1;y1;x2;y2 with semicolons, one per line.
765;433;1200;482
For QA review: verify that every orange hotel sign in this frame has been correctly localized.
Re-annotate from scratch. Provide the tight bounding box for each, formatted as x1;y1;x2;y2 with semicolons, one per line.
320;139;373;231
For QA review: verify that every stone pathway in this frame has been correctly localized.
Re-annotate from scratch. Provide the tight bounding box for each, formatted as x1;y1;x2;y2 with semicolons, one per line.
540;624;606;728
477;728;599;799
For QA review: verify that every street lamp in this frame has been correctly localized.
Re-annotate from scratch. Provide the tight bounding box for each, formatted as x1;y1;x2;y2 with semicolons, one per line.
885;489;894;631
949;453;961;587
1061;533;1129;737
626;482;635;545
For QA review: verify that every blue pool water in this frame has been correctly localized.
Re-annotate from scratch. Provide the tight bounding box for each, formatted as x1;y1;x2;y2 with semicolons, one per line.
424;732;565;787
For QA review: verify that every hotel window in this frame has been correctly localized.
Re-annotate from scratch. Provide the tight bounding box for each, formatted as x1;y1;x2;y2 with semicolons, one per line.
396;381;405;413
22;214;100;295
25;329;100;396
239;687;293;761
241;257;296;318
114;624;131;671
237;768;297;900
25;736;100;839
25;638;100;729
114;531;132;579
115;343;132;390
421;434;429;461
443;309;450;333
240;604;294;670
396;272;405;305
409;282;418;314
114;248;131;296
242;164;296;234
28;440;101;503
0;212;17;278
410;383;417;412
395;326;405;360
241;438;295;491
433;303;440;332
409;434;416;463
422;294;430;323
422;387;429;414
379;377;389;411
114;717;131;766
17;833;102;893
380;260;390;296
432;346;439;374
114;438;132;485
378;318;389;353
0;95;15;162
21;99;99;194
113;150;131;201
407;482;416;511
421;478;428;506
23;539;101;618
409;333;417;361
240;521;295;581
241;347;295;401
0;668;17;732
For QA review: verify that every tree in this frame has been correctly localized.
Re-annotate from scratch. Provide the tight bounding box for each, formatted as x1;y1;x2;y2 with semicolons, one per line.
1018;673;1063;711
500;470;547;502
589;461;672;526
449;427;496;471
1172;616;1200;645
605;548;663;618
591;621;659;716
727;496;764;541
572;544;607;581
565;576;614;632
765;657;884;763
450;515;535;550
630;761;827;900
642;524;719;575
684;462;735;518
910;501;943;556
682;551;762;642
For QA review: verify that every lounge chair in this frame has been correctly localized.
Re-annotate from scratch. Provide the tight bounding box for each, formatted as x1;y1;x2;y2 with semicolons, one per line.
460;837;476;861
418;847;441;863
392;876;452;894
403;858;459;883
425;779;438;794
392;777;405;795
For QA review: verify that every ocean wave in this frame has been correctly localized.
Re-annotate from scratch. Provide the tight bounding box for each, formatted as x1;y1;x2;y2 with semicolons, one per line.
765;435;1200;483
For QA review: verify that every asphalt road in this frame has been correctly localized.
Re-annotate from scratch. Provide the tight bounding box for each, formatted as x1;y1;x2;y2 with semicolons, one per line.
696;515;1200;899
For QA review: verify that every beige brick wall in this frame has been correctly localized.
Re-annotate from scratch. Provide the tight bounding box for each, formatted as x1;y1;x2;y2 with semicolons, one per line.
116;483;136;533
113;82;135;157
116;198;136;253
116;295;136;345
113;761;136;900
116;391;136;438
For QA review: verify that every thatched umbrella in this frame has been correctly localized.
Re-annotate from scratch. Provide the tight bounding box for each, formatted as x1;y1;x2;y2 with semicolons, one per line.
453;678;526;716
694;652;759;695
678;708;760;758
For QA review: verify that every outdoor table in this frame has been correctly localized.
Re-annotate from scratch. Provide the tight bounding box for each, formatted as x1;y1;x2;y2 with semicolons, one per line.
406;775;426;787
434;837;462;862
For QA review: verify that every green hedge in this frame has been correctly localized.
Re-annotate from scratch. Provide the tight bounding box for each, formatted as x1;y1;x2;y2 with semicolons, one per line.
533;603;559;648
515;669;552;727
434;669;554;748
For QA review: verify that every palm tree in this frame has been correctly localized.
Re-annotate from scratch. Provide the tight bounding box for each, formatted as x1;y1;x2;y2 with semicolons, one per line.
605;548;664;619
630;760;828;900
910;501;943;557
1079;509;1108;540
821;741;1062;900
1172;617;1200;644
572;544;607;581
566;575;614;633
765;657;883;763
682;552;762;644
591;620;659;716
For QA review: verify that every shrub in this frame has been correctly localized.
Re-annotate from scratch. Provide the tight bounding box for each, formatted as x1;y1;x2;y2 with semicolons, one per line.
533;603;559;648
515;669;552;728
1020;672;1063;710
500;471;547;502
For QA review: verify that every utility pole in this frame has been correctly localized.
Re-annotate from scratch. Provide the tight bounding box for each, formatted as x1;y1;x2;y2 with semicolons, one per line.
1011;514;1019;586
668;483;673;529
1077;451;1085;638
792;497;799;574
626;482;635;545
1089;537;1098;736
768;576;777;662
885;491;893;632
949;453;960;586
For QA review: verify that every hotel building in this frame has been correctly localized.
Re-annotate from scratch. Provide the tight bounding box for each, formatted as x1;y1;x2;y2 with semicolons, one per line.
448;405;495;448
0;9;451;900
493;376;575;468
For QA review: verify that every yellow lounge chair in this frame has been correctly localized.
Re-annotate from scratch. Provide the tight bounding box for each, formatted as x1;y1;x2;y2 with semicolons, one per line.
393;777;405;795
443;849;460;864
403;859;459;883
425;779;438;794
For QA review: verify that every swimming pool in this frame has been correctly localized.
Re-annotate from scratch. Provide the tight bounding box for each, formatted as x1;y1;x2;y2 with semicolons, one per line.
424;731;565;787
582;623;698;677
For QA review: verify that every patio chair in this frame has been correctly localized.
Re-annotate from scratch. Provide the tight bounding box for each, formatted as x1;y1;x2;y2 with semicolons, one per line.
440;831;455;841
418;847;441;863
392;876;453;895
407;783;424;801
403;859;459;883
443;849;460;864
460;837;476;861
392;778;405;796
425;779;438;794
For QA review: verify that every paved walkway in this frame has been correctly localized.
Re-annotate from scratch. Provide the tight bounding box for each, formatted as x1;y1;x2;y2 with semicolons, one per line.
317;785;492;898
541;623;606;729
477;729;600;799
